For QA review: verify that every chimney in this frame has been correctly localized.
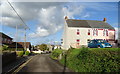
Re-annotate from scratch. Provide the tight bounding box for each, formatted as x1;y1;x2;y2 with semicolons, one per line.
65;16;68;20
103;18;107;22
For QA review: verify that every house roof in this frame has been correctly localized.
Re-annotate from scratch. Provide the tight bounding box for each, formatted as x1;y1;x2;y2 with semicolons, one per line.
17;42;31;48
8;42;24;48
0;32;13;39
8;42;31;48
66;19;114;29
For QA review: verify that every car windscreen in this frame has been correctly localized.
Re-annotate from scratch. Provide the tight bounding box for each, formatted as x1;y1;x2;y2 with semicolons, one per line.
97;40;107;43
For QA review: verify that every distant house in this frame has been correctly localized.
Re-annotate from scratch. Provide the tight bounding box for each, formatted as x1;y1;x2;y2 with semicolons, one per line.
47;44;53;51
0;32;13;45
9;42;31;51
62;16;115;50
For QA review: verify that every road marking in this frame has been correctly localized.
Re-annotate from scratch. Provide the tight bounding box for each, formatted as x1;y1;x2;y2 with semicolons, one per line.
12;55;37;74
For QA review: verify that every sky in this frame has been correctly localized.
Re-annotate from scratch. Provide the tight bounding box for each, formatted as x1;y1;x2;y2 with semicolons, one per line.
0;1;119;45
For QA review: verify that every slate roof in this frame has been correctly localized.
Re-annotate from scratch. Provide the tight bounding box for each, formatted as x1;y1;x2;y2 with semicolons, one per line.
66;19;114;29
0;32;13;39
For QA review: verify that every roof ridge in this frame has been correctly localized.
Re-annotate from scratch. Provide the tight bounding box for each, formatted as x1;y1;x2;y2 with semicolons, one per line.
68;19;103;22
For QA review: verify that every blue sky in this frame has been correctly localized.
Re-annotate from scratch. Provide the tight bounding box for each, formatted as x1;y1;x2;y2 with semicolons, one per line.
0;2;118;45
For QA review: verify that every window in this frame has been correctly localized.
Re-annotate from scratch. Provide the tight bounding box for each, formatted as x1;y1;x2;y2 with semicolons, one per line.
76;39;80;45
76;39;80;42
2;38;4;42
103;30;105;36
106;30;108;36
93;29;98;36
88;29;90;35
77;29;80;35
77;32;79;35
103;29;108;36
4;38;6;42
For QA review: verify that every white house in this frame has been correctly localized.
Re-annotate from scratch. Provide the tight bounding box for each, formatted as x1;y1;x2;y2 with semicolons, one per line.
62;16;115;50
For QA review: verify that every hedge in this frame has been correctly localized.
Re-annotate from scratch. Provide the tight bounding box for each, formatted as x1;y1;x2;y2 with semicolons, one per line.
50;49;63;60
16;51;24;57
25;51;30;56
60;48;120;72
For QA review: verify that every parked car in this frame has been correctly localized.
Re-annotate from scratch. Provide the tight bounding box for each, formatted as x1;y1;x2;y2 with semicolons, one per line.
32;49;43;54
88;39;112;48
41;50;51;54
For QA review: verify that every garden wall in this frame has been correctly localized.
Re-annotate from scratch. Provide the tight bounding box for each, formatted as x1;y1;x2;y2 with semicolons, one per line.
2;52;16;67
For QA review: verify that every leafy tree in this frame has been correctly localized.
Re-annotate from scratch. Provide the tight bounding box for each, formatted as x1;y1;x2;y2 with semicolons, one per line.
39;44;48;51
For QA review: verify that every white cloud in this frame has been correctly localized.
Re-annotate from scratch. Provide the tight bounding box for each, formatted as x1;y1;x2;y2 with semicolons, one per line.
28;3;85;38
1;2;117;40
82;13;90;18
29;27;49;37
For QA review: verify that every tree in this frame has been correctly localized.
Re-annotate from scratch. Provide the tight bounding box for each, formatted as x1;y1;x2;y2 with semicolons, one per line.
39;44;48;51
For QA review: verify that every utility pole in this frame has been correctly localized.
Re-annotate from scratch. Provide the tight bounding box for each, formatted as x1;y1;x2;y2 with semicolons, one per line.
16;24;18;51
24;28;27;51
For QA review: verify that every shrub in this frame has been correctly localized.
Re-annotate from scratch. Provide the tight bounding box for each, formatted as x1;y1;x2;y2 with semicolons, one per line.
16;51;24;57
50;49;63;60
25;51;30;56
2;45;8;51
60;48;120;72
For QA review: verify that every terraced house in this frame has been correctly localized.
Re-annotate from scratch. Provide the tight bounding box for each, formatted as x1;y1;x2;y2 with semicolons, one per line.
62;16;115;50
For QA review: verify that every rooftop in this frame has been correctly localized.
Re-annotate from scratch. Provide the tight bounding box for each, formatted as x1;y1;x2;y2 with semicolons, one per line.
66;19;114;30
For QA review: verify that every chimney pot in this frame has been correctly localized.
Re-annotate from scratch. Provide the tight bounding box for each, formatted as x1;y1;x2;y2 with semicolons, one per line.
103;18;107;22
65;16;68;20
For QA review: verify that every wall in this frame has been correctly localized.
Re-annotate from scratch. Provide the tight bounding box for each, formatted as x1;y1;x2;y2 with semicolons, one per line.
62;27;115;50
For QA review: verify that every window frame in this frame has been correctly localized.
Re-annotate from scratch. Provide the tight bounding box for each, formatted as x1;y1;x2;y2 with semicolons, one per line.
88;29;90;35
77;29;80;35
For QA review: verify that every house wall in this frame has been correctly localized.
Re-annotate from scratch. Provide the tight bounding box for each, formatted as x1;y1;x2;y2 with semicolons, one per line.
62;27;115;50
61;20;68;50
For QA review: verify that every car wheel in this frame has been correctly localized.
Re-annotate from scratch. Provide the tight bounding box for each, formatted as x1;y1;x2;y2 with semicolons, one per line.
98;46;100;48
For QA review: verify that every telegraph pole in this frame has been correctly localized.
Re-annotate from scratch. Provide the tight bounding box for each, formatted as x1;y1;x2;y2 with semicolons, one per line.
24;28;27;51
16;24;18;51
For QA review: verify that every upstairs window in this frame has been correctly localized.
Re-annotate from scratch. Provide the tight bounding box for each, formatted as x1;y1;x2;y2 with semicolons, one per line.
106;30;108;36
103;29;108;36
77;29;80;35
88;29;90;35
93;29;98;36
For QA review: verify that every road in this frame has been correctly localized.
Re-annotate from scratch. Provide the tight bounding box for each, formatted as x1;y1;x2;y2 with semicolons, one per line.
17;54;72;73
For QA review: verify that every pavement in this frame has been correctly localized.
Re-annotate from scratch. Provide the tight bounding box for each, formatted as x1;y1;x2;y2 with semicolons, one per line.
2;54;35;74
17;54;72;73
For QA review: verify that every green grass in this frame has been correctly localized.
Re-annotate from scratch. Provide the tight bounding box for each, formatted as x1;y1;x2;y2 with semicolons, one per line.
60;48;120;72
50;49;63;60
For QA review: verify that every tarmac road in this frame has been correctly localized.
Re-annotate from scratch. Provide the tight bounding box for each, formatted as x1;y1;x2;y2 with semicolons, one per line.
17;54;72;73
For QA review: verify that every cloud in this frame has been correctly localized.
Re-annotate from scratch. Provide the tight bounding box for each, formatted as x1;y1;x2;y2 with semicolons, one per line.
1;2;117;40
82;13;90;18
27;2;85;38
29;27;49;37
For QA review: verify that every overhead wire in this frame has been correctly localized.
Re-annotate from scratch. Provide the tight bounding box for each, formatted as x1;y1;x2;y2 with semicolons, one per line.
7;0;36;34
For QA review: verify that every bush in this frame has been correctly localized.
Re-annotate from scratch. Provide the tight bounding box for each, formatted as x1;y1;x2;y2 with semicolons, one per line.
16;51;24;57
50;49;63;60
60;48;120;72
2;45;8;51
25;51;30;56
